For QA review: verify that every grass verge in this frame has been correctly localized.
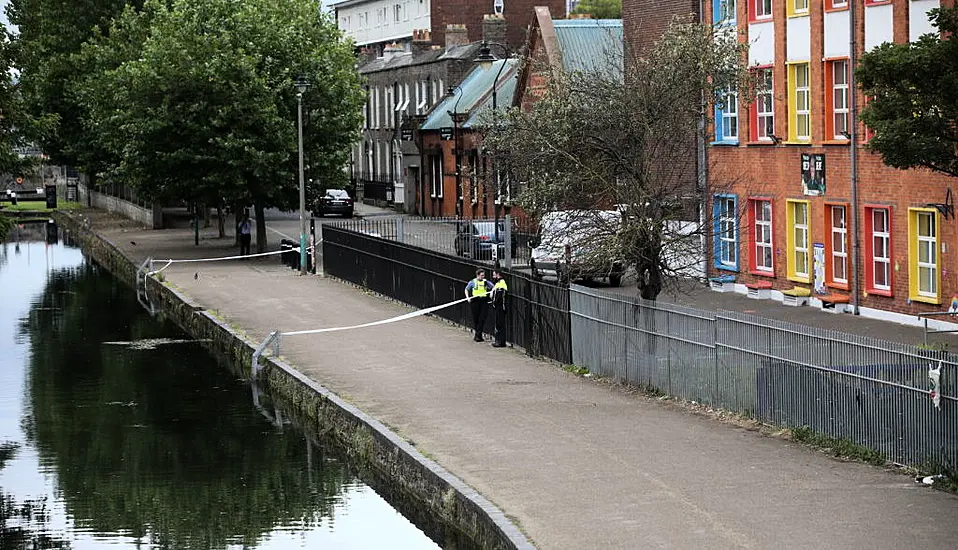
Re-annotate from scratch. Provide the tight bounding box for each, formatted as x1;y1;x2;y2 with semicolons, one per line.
0;200;83;213
789;426;886;466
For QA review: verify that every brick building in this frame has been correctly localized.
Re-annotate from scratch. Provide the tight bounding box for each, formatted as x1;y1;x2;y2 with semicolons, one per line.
354;28;482;210
333;0;567;55
699;0;958;321
416;8;624;224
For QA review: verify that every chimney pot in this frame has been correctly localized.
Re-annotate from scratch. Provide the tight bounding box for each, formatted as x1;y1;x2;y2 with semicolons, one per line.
445;23;469;49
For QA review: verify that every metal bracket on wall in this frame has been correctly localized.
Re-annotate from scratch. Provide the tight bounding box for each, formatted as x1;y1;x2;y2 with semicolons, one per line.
926;187;955;220
251;330;281;378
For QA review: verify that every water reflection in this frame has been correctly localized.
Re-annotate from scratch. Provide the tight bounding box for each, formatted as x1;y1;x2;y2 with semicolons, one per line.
0;236;447;549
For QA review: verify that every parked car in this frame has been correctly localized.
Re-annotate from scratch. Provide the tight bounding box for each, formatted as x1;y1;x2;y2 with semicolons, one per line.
530;210;625;286
313;189;354;217
454;221;517;260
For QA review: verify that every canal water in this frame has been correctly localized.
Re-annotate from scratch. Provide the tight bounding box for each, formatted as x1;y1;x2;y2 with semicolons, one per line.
0;226;457;549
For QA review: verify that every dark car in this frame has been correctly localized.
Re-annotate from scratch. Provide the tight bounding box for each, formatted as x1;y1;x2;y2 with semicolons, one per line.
454;221;517;260
313;189;354;217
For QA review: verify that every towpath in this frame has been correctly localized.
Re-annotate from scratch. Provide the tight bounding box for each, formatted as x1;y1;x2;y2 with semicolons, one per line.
83;209;958;550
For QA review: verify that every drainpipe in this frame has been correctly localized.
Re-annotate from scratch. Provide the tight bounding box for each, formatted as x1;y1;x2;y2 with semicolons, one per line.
849;0;861;315
698;0;709;277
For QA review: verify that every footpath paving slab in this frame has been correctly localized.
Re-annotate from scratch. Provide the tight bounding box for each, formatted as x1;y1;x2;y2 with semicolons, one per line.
91;219;958;550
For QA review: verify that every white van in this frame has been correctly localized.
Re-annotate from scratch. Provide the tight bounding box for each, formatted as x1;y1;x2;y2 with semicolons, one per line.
530;210;625;286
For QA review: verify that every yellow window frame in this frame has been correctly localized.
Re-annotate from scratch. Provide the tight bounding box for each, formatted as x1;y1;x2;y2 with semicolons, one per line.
908;207;941;304
787;0;809;16
786;62;811;143
786;199;811;283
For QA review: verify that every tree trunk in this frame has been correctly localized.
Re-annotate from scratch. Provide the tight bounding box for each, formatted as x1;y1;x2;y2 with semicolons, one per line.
254;201;267;253
216;205;225;238
638;261;662;300
203;205;212;228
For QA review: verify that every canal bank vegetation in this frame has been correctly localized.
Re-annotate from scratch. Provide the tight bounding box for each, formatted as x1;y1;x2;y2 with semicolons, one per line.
10;0;364;251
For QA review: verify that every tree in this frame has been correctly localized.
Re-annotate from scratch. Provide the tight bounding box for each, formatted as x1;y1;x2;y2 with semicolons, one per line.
6;0;141;171
857;7;958;178
571;0;622;19
482;18;749;299
76;0;364;251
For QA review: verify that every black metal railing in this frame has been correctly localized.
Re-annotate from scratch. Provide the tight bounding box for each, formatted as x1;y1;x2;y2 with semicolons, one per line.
322;225;572;364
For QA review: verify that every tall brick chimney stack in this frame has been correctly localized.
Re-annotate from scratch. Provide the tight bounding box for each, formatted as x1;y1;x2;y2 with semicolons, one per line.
445;24;469;49
482;14;507;46
412;29;432;54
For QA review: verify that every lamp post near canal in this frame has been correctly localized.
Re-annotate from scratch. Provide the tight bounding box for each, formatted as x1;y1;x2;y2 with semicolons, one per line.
295;75;310;276
474;42;510;255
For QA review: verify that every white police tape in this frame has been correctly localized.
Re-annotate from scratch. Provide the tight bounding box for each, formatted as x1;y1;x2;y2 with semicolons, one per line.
281;296;472;336
147;247;302;275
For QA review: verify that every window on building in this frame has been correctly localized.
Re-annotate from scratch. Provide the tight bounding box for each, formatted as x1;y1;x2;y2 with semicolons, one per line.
429;154;443;198
754;0;773;19
909;208;939;302
826;0;847;9
786;200;810;282
395;3;401;22
713;194;739;271
826;59;850;141
826;204;849;287
790;0;809;15
750;198;774;274
788;63;811;142
751;67;774;141
713;0;737;24
715;87;739;143
469;151;480;204
864;206;892;295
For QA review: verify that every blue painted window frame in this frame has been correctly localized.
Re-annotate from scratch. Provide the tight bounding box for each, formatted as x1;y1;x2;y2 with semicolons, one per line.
713;193;740;271
713;0;737;25
713;88;739;145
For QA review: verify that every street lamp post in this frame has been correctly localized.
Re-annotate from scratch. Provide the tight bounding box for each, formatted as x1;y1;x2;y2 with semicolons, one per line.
295;75;310;276
474;42;510;252
445;86;464;228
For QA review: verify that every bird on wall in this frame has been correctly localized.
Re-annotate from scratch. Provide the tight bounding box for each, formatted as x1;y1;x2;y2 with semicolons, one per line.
194;272;198;280
130;241;136;246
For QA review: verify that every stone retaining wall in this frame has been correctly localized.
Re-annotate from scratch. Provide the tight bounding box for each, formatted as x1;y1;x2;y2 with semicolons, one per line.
52;211;532;550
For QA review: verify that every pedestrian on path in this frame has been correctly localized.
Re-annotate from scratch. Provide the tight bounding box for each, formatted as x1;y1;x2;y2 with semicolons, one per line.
465;268;494;342
490;270;508;348
238;214;252;257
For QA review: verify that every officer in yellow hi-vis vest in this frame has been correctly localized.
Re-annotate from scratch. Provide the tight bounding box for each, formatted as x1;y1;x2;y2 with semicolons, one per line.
490;270;508;348
464;268;494;342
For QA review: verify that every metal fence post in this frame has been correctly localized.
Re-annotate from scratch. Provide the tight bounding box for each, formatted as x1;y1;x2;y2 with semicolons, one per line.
397;216;405;243
504;214;512;269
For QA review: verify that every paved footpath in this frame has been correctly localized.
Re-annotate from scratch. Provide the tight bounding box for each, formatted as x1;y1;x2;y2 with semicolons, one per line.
89;212;958;550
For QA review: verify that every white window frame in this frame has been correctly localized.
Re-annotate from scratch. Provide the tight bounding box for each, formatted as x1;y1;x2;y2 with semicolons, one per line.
795;64;810;141
871;208;891;291
719;197;737;267
917;211;937;297
793;202;810;279
832;0;847;7
721;88;738;140
830;205;848;284
755;0;773;18
794;0;809;13
832;60;849;140
756;68;774;140
754;200;773;272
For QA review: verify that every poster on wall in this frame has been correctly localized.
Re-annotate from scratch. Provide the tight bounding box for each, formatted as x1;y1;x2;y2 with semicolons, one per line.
801;153;826;196
813;243;827;295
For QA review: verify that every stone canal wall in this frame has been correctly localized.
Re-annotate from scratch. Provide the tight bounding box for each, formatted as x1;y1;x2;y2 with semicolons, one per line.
53;211;531;550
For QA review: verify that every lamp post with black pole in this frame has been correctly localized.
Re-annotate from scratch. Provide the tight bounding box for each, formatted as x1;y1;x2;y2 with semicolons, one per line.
295;75;310;276
445;85;465;230
474;41;510;263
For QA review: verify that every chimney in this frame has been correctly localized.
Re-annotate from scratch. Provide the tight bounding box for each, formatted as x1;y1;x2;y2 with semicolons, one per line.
358;47;377;64
482;14;507;46
381;42;405;60
445;24;469;49
412;29;432;54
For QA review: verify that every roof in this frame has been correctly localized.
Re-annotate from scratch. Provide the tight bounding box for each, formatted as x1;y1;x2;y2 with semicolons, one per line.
552;19;623;77
420;59;519;131
358;43;481;75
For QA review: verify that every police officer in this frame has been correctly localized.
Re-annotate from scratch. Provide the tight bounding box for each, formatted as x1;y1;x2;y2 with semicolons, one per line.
464;268;494;342
490;270;508;348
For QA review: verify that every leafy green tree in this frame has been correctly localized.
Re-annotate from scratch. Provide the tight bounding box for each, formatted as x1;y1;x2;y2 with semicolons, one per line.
6;0;140;171
857;7;958;178
571;0;622;19
77;0;364;250
483;19;749;299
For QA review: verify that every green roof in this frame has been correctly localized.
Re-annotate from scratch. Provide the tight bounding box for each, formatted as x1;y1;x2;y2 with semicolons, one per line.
553;19;623;78
420;59;519;131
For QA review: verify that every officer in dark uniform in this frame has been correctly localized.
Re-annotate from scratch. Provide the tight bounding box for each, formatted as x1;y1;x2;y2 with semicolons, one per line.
490;270;508;347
